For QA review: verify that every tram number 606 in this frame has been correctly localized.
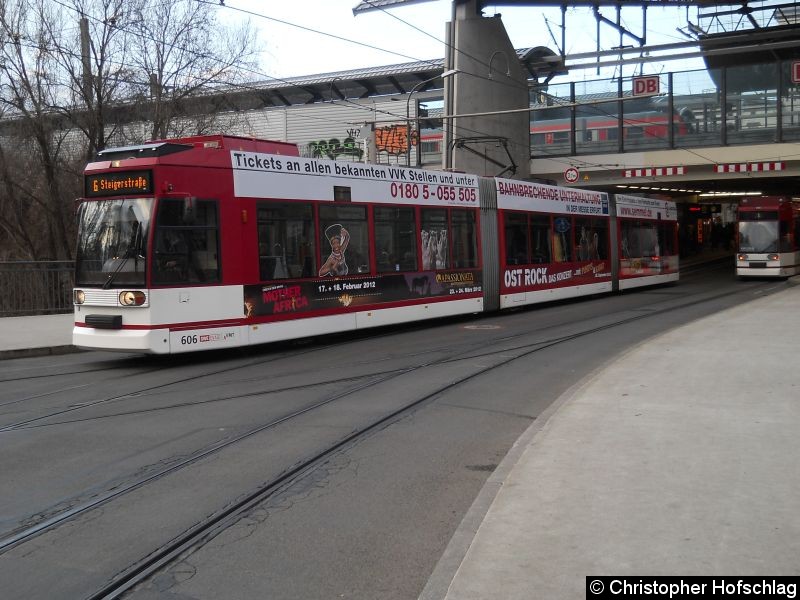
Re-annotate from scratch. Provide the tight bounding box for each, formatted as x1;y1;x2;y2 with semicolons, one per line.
181;335;198;345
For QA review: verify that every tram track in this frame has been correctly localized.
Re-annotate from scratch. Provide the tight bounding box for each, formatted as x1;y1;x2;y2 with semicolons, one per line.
0;343;319;385
0;368;410;553
0;362;146;384
0;341;333;385
0;274;779;595
0;310;486;430
0;278;724;434
84;277;775;599
2;274;774;434
0;327;507;553
80;328;590;599
0;337;384;431
1;275;774;434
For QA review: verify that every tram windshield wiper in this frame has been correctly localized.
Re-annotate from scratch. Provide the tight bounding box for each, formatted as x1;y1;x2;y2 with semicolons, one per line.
102;255;131;289
102;220;143;289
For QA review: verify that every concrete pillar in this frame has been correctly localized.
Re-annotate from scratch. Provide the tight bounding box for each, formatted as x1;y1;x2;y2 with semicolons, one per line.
446;1;530;179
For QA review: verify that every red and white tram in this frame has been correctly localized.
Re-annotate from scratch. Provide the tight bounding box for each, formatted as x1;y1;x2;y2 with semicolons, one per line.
736;196;800;278
73;134;679;354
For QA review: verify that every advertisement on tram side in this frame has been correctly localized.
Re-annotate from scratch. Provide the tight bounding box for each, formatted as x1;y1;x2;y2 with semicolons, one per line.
615;194;678;221
618;255;679;278
501;261;611;295
495;178;610;216
243;270;482;318
231;151;480;208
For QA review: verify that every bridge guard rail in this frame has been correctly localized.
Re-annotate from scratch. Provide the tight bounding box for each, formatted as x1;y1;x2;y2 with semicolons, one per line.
0;261;74;317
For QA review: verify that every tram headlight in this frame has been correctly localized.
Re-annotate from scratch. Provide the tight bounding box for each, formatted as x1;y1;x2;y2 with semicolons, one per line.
119;290;146;306
737;254;748;261
73;290;85;305
768;254;780;261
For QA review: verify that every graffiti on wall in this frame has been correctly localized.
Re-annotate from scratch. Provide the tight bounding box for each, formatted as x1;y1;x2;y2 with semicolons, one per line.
375;124;415;155
309;125;417;159
309;136;364;160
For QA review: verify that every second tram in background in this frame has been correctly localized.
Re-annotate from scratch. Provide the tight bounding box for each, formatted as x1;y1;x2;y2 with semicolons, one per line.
736;196;800;278
72;135;678;354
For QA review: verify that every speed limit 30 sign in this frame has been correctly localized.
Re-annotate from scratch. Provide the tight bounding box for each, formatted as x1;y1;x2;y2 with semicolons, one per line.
564;167;579;183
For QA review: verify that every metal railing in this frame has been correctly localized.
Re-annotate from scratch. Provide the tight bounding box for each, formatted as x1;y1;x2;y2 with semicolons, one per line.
0;261;74;317
530;61;800;157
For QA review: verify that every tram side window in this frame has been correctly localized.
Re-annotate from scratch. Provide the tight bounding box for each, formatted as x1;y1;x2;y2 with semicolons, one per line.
257;202;315;280
374;206;417;273
450;209;479;268
319;204;369;276
152;198;220;285
504;212;529;265
530;215;552;264
574;217;608;260
621;220;659;259
421;209;449;270
552;217;573;262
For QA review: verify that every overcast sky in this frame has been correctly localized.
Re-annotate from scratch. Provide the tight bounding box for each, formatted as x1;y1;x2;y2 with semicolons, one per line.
216;1;705;80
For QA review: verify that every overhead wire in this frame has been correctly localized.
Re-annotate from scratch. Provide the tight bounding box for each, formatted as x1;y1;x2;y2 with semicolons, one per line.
195;0;444;70
36;0;411;130
33;0;626;152
9;0;767;181
195;0;533;149
321;0;734;177
25;1;624;175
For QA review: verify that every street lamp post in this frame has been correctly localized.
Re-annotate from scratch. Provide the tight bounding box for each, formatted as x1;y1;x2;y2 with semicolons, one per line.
406;69;459;167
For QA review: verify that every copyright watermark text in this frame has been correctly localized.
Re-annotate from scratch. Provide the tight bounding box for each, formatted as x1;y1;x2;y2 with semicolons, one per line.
587;577;798;599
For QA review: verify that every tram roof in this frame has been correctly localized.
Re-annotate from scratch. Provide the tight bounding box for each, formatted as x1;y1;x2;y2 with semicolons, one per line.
95;142;192;160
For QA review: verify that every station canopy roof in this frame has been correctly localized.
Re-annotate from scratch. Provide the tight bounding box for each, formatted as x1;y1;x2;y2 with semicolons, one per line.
224;46;560;108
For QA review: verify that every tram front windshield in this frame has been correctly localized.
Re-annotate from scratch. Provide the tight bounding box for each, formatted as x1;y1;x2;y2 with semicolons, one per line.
75;198;151;287
738;211;778;253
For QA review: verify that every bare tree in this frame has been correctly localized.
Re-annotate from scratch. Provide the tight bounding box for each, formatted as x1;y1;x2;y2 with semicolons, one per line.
0;0;262;260
0;139;39;259
47;0;136;160
125;0;262;140
0;0;76;259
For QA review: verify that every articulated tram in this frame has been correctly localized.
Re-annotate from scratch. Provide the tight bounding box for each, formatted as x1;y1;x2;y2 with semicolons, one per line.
736;196;800;278
73;134;678;354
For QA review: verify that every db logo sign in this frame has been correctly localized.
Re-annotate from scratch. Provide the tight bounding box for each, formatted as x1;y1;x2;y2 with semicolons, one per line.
564;167;579;183
633;75;660;96
792;61;800;84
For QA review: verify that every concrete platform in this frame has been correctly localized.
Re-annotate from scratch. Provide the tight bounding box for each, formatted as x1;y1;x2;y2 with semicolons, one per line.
421;280;800;599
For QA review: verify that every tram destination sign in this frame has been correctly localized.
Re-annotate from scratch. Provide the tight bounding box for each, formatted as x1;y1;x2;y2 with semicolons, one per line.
85;170;153;198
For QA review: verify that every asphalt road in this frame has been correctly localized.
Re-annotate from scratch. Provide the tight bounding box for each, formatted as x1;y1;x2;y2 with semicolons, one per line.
0;262;783;600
